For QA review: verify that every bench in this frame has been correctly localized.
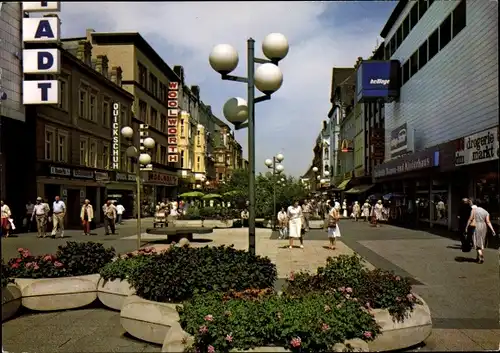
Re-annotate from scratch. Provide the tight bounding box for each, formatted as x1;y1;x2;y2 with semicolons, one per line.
146;227;213;243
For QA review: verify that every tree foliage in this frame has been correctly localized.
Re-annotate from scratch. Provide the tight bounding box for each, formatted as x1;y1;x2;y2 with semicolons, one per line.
217;169;308;218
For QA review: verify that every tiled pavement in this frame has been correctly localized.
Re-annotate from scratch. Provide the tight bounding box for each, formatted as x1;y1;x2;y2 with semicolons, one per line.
2;220;499;351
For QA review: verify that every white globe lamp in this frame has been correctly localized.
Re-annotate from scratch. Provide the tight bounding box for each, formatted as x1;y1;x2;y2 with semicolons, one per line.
324;171;330;177
276;153;284;162
312;167;318;173
196;184;202;189
317;175;321;180
276;164;284;173
281;178;285;182
121;126;134;139
138;153;151;165
209;44;239;75
223;97;248;124
320;179;326;184
126;146;138;158
205;181;210;186
254;63;283;94
264;159;273;167
143;137;155;149
262;33;289;62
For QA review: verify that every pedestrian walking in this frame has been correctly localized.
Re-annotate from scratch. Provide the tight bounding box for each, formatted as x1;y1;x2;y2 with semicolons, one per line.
327;203;341;250
31;197;49;238
51;196;66;238
80;199;94;236
352;201;361;221
1;200;12;238
24;200;35;232
102;200;117;235
116;203;125;224
240;208;249;227
342;200;348;218
277;207;288;239
361;200;371;222
466;199;496;264
372;200;383;227
301;199;311;232
287;200;304;249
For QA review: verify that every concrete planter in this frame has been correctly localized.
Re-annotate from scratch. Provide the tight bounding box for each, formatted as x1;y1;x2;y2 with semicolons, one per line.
14;274;100;311
203;219;233;228
174;220;203;227
97;277;135;311
121;295;182;345
369;294;432;351
2;283;22;322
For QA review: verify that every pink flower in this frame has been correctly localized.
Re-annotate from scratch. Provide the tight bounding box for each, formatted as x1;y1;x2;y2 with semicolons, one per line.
25;262;33;269
345;287;353;293
43;255;52;261
407;293;414;301
22;250;31;258
207;345;215;353
17;247;25;253
204;314;213;321
324;304;331;312
396;297;401;302
363;331;372;339
199;325;208;334
395;276;401;281
225;334;233;342
33;263;39;270
338;286;346;292
54;261;63;268
11;263;19;269
289;271;295;281
15;258;22;263
321;323;330;332
290;337;302;348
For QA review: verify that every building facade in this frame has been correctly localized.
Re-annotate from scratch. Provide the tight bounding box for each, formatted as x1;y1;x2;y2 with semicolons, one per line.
30;41;134;227
373;0;499;230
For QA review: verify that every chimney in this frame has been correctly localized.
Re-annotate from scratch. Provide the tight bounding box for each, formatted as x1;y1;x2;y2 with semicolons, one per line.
95;55;109;78
191;85;200;99
173;65;184;83
110;66;123;86
86;28;95;42
77;40;92;66
206;105;212;114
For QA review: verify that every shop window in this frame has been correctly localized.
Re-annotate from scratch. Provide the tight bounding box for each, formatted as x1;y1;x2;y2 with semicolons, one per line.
402;60;410;85
418;40;428;70
89;139;98;168
138;100;147;122
428;28;439;61
150;107;158;129
160;114;166;132
44;126;55;160
416;181;430;222
418;0;428;19
138;62;147;87
452;0;466;38
410;51;418;77
149;74;158;98
476;174;499;219
89;94;97;121
402;16;410;41
102;101;110;127
410;3;418;30
439;15;452;50
57;130;68;163
102;143;110;169
384;43;391;60
79;137;88;166
79;89;88;119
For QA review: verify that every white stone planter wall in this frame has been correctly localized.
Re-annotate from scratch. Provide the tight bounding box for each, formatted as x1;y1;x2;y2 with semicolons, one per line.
174;220;203;227
2;283;22;322
97;278;135;311
203;219;233;228
14;274;100;311
120;295;182;344
369;294;432;352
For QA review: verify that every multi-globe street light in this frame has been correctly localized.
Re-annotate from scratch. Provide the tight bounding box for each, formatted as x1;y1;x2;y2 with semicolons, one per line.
209;33;289;255
120;126;155;250
265;153;284;230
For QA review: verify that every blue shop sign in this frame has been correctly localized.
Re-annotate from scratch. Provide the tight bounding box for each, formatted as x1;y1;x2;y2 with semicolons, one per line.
356;60;400;103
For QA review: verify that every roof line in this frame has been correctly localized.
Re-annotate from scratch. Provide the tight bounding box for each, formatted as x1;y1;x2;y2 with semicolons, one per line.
380;0;408;38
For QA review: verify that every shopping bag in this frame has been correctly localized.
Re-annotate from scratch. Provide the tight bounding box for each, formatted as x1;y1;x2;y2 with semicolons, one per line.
8;218;15;230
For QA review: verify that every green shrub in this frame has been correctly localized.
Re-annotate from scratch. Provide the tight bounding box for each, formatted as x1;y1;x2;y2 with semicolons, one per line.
179;206;202;220
178;291;380;353
129;245;277;303
199;207;239;221
1;258;11;288
283;254;419;320
100;250;155;282
7;242;115;279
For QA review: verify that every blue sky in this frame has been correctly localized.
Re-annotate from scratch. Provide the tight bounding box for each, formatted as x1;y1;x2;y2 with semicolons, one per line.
60;1;396;177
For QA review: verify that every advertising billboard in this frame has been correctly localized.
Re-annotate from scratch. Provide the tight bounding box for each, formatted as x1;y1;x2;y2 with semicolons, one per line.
356;60;400;103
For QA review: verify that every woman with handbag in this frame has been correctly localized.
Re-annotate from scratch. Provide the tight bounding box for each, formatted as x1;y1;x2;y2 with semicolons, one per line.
466;198;496;264
80;199;94;236
287;200;303;249
327;204;341;250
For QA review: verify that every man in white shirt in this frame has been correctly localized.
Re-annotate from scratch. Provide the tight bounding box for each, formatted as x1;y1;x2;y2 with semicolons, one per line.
240;209;249;228
115;203;125;224
51;196;66;238
277;207;288;239
31;197;50;238
102;200;117;235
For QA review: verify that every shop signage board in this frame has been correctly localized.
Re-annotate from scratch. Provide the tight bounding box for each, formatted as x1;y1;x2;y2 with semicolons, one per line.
116;173;136;182
50;166;70;176
95;171;110;181
73;169;94;179
390;123;415;158
167;82;179;163
22;2;61;104
111;102;121;169
147;171;179;186
373;149;440;180
370;128;385;160
455;127;499;166
356;60;400;103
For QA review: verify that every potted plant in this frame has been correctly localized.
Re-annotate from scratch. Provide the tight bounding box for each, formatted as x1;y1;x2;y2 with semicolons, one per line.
8;242;115;311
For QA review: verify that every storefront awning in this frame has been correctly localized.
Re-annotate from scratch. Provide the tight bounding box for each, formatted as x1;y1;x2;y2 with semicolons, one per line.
345;184;375;194
334;179;351;191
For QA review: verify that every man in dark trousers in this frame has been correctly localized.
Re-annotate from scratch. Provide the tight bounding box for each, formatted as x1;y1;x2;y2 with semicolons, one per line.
458;198;473;252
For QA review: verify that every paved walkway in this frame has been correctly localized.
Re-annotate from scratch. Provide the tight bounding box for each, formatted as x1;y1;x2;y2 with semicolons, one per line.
2;220;499;351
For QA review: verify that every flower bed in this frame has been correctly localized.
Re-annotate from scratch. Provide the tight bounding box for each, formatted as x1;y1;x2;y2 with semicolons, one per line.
120;246;277;344
170;290;378;353
98;248;156;310
5;242;115;311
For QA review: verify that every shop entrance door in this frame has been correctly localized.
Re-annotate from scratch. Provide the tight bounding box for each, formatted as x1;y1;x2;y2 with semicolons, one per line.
66;189;81;229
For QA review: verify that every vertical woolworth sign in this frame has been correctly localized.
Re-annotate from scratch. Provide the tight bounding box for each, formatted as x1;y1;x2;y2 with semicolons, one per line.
22;1;61;105
111;102;121;169
167;82;179;163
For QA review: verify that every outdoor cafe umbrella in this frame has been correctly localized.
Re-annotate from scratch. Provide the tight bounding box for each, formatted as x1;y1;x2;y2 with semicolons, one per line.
178;191;205;198
202;193;223;200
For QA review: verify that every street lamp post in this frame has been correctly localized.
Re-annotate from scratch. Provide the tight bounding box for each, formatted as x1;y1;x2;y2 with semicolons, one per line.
209;33;289;255
120;126;155;250
265;154;284;230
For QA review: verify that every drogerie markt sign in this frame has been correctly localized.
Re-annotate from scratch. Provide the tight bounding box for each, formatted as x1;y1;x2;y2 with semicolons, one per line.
22;2;61;105
455;127;499;166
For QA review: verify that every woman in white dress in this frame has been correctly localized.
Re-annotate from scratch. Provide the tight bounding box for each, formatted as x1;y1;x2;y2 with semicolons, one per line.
342;200;348;218
373;200;384;227
466;199;496;264
327;204;341;249
361;200;371;222
352;201;361;221
287;201;303;249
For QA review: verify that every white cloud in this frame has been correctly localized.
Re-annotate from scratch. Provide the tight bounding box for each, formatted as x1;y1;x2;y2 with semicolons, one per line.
60;1;387;176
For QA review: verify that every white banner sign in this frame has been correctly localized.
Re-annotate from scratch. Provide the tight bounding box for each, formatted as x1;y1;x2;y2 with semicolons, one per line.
22;17;60;43
455;127;499;166
23;48;61;74
23;80;59;104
